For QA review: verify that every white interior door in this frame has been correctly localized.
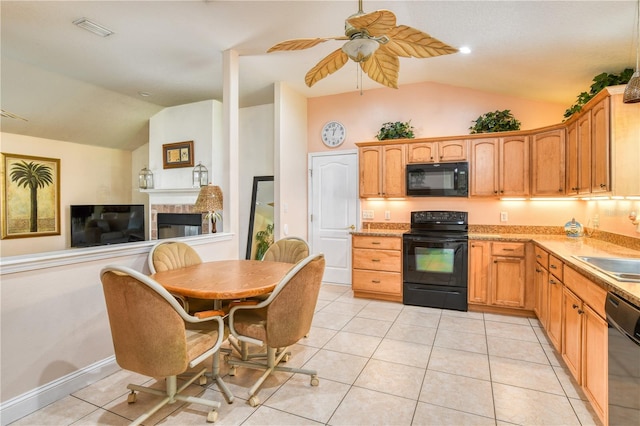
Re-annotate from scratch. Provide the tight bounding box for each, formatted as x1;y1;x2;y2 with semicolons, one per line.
309;151;358;284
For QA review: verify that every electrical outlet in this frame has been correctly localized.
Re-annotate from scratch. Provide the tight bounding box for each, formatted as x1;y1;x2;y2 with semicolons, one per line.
362;210;374;219
500;212;508;222
384;211;391;220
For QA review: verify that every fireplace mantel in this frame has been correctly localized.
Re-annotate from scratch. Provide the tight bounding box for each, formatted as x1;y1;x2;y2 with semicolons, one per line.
140;188;200;195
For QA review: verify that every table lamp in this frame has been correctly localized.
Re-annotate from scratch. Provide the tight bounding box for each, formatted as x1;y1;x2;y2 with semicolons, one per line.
194;184;223;233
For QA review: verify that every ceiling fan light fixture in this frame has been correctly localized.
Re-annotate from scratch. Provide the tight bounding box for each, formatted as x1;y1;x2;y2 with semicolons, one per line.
73;18;114;37
342;37;379;62
624;0;640;103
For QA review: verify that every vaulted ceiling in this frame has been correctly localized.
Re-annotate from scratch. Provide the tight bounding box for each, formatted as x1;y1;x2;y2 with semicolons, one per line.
1;1;637;151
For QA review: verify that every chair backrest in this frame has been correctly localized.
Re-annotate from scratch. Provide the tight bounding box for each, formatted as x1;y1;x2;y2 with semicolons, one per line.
148;240;202;273
100;266;192;377
263;253;325;348
261;237;309;264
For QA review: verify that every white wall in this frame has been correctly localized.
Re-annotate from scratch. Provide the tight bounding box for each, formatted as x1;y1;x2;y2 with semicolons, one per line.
238;104;275;258
274;83;309;241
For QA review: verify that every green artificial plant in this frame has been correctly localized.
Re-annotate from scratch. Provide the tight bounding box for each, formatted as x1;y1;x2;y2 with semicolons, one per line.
469;109;521;134
254;223;274;260
375;120;415;140
563;68;634;119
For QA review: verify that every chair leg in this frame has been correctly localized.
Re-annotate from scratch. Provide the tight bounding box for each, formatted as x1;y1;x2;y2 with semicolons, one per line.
127;368;221;424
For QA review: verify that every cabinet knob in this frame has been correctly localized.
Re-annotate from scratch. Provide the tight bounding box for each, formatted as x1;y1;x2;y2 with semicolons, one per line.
494;191;498;194
577;309;584;315
558;188;563;192
550;265;557;269
549;279;556;284
372;280;381;284
600;183;606;189
536;268;541;273
572;304;579;309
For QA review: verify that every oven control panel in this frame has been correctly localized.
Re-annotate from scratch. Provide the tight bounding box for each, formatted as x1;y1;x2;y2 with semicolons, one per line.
411;211;467;224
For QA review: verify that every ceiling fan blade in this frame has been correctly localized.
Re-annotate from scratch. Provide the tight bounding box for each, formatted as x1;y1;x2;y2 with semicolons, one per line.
383;25;458;58
360;50;399;89
267;37;346;53
347;9;396;37
305;48;349;87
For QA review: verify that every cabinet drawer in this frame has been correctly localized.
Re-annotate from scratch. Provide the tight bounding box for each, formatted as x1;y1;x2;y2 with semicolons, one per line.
353;270;401;294
564;267;607;318
492;242;525;257
535;246;549;268
353;249;402;272
353;235;402;250
548;255;563;280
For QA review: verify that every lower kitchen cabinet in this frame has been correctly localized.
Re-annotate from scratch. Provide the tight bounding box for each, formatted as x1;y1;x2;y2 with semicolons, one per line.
546;255;564;351
561;267;608;424
352;234;402;302
468;240;531;312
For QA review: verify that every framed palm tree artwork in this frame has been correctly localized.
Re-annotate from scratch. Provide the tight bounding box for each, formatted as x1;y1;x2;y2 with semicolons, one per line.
1;153;60;239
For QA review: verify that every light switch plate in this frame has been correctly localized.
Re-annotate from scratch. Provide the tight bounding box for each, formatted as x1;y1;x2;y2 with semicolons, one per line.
362;210;374;219
500;212;508;222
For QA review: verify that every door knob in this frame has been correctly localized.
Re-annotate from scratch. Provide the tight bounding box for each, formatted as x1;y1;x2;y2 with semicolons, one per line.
349;225;356;230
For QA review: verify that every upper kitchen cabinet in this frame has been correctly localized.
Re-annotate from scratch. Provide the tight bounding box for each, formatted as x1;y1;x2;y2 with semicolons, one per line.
359;144;406;197
530;127;566;196
406;139;467;163
470;135;529;197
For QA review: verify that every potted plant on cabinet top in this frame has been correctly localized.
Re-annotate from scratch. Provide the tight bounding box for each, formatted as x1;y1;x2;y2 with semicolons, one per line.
375;120;415;140
469;109;521;134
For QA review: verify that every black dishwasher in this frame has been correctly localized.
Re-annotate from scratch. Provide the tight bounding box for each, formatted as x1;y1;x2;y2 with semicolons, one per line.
605;292;640;425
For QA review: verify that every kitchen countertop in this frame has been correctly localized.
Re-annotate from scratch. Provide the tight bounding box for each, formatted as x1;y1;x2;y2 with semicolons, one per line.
352;228;640;306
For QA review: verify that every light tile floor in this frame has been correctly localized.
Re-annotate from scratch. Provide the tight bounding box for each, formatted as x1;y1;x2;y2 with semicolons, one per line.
10;284;602;425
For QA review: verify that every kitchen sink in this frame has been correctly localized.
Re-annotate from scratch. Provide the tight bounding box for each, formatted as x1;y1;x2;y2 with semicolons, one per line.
572;256;640;283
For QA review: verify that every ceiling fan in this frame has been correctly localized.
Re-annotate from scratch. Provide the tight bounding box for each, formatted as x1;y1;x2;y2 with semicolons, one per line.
267;0;458;89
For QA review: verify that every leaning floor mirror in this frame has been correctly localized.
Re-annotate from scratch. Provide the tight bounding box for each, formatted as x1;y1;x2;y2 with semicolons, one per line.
246;176;274;260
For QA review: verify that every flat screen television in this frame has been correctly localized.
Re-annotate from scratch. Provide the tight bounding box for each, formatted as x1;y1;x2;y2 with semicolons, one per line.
70;204;145;247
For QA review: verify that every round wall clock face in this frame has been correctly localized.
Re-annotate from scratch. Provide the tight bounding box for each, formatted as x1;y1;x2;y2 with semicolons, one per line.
321;121;346;147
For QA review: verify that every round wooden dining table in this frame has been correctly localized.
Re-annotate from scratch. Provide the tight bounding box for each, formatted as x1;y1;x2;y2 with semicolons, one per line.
149;259;294;300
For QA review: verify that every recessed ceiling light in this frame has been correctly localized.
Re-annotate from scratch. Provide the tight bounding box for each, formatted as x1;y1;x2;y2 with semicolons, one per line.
459;46;472;54
73;18;114;37
138;91;151;97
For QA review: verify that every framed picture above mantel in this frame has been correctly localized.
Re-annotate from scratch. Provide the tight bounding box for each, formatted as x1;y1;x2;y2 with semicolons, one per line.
162;140;194;169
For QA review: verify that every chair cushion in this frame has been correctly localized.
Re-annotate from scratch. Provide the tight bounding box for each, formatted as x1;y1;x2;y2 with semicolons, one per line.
232;308;268;342
262;239;308;264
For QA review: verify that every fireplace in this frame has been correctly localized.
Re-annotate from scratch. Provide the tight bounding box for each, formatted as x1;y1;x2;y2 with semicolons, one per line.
157;213;201;239
150;203;212;240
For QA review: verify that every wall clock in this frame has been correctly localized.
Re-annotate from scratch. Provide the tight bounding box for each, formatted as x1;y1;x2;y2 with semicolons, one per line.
321;121;346;148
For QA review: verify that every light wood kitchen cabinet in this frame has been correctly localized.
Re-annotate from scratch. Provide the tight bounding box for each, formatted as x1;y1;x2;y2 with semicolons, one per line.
352;235;402;302
530;128;566;196
561;266;608;424
470;136;529;197
546;255;563;351
468;241;491;304
406;140;467;163
534;246;549;327
469;241;530;312
590;97;610;194
490;242;526;308
359;144;406;197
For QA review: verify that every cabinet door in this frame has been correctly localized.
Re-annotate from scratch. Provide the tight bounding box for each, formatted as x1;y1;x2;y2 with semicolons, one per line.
382;145;406;197
500;136;529;196
562;287;582;382
407;142;436;163
582;304;607;423
490;255;526;307
531;129;566;196
534;264;549;327
546;273;563;351
591;97;610;194
566;122;579;195
470;138;499;196
468;241;491;304
439;140;467;162
359;147;382;197
577;112;592;195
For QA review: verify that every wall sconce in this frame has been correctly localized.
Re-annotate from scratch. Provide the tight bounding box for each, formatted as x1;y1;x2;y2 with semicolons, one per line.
193;162;208;188
138;166;154;189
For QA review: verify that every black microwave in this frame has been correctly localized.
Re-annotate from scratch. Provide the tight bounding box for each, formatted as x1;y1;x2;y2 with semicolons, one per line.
406;162;469;197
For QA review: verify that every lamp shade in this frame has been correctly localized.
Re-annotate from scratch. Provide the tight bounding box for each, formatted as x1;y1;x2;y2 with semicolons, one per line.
342;37;379;62
194;184;223;213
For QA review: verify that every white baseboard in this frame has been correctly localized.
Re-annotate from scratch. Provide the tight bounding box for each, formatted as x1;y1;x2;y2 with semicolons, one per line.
0;356;118;426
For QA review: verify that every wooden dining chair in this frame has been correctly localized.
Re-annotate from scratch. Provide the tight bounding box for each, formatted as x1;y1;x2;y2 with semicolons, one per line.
226;253;325;407
100;265;226;424
148;240;213;313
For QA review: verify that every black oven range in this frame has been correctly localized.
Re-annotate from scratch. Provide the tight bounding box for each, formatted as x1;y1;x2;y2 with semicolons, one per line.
403;211;468;311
